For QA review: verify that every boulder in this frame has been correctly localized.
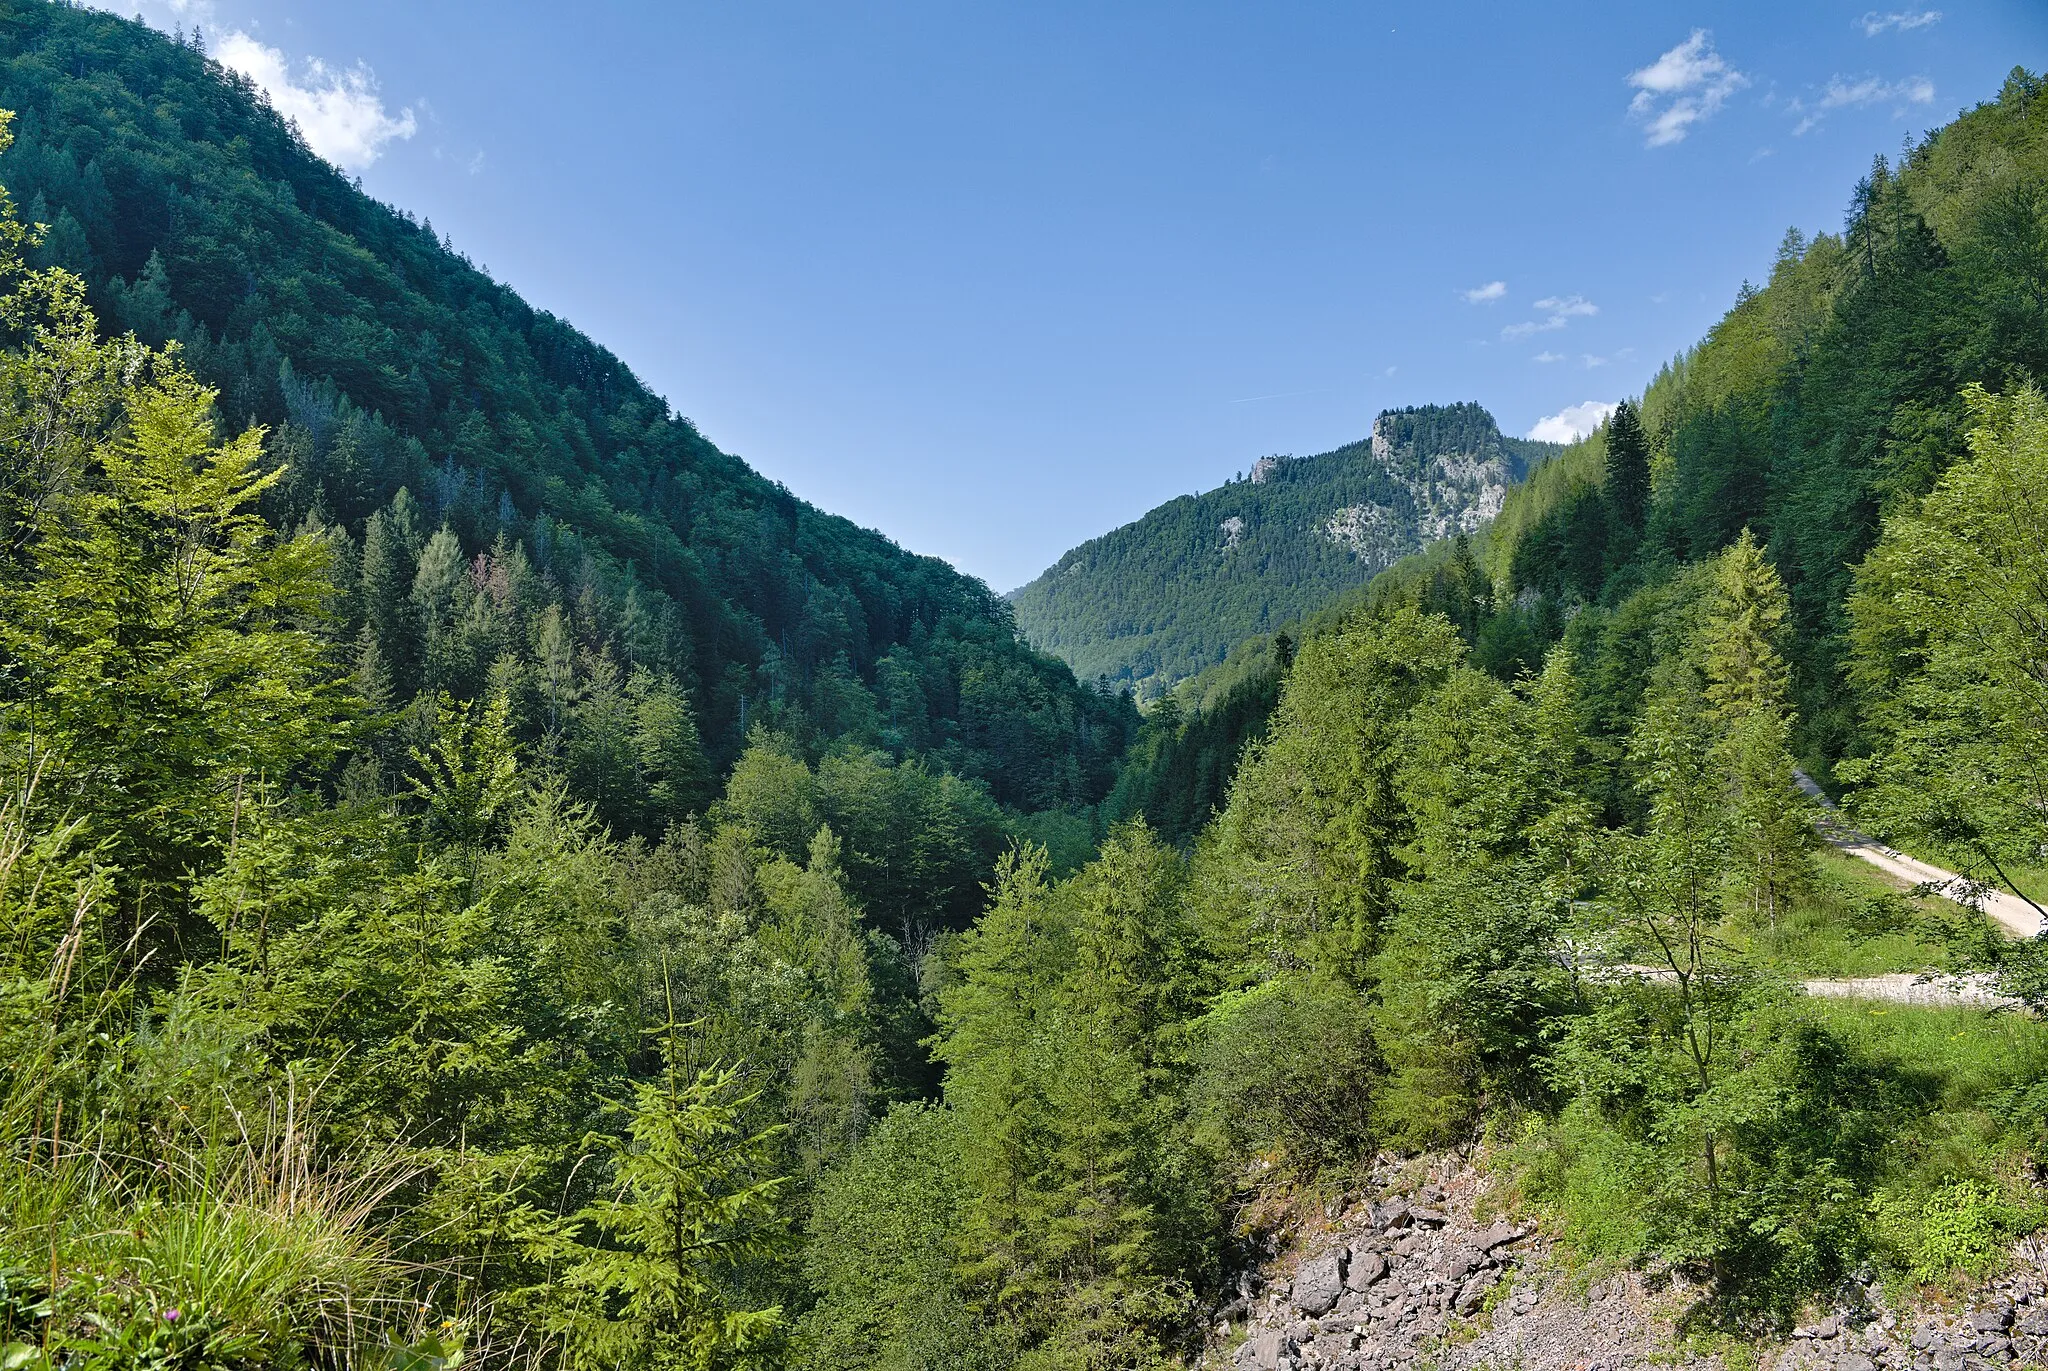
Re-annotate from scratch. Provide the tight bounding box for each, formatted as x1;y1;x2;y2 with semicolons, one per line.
1474;1221;1522;1252
1345;1250;1388;1290
1971;1308;2014;1333
1292;1254;1346;1317
1238;1329;1295;1370
1436;1247;1486;1283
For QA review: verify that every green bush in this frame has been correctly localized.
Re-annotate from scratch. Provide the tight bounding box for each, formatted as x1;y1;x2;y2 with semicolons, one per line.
1187;974;1378;1176
1872;1181;2022;1285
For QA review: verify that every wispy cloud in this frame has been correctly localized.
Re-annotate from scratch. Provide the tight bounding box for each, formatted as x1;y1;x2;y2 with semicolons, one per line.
1583;354;1610;369
1628;30;1749;148
1462;280;1507;304
1528;401;1619;444
214;32;417;170
1790;74;1935;135
1860;10;1941;36
1533;351;1565;364
1536;295;1597;319
1503;294;1598;340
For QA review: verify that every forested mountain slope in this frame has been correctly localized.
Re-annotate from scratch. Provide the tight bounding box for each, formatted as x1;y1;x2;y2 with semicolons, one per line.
4;9;2048;1368
0;2;1133;819
1009;402;1557;697
1112;68;2048;841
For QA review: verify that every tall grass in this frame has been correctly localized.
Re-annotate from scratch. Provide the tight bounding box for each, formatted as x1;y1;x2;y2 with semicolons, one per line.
0;777;427;1369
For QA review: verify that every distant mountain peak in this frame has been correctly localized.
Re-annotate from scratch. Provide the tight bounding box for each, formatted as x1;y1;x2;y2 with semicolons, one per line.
1010;403;1559;697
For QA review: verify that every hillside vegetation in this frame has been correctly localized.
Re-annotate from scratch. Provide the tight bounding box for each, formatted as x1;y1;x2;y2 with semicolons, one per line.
1115;67;2048;851
0;2;1135;827
1010;403;1557;697
1;5;2047;1369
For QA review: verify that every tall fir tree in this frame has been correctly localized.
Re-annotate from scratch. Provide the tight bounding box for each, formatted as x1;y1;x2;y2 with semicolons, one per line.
1604;399;1652;533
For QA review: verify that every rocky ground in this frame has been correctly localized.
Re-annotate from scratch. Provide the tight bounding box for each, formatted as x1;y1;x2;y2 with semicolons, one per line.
1208;1159;2048;1371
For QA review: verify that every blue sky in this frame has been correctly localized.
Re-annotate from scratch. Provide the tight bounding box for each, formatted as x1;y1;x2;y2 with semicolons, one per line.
113;1;2048;590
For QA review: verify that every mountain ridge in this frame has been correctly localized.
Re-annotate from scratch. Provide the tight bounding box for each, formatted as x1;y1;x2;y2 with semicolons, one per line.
1009;401;1557;697
0;2;1135;813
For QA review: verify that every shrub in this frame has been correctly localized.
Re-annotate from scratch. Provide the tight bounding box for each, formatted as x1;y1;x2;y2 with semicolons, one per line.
1187;974;1377;1176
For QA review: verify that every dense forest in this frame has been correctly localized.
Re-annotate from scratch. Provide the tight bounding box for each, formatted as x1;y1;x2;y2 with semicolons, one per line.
1009;403;1557;699
0;2;1137;823
2;1;2048;1367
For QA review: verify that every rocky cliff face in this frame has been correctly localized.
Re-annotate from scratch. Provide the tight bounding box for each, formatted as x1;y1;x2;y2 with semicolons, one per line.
1362;411;1514;543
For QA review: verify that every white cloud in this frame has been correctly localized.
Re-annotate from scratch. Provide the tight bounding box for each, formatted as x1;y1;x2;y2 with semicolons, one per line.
1790;74;1935;135
1535;294;1597;318
214;31;417;170
1462;280;1507;304
1502;294;1598;340
1627;30;1749;147
1533;351;1565;364
1582;354;1609;368
1860;10;1941;36
1528;401;1619;444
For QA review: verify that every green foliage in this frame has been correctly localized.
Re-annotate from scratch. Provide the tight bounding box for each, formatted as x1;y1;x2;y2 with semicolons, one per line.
1535;995;1883;1318
1871;1181;2017;1285
794;1104;1009;1371
1012;404;1556;698
0;16;2042;1365
1604;400;1651;533
1196;607;1465;981
1185;974;1377;1176
0;1;1137;817
933;830;1211;1364
1846;383;2048;930
1099;639;1284;847
546;1041;789;1371
0;285;340;953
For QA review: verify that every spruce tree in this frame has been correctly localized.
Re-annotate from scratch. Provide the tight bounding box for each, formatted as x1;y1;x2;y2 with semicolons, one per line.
1701;531;1813;929
359;504;422;699
1702;530;1792;721
1604;400;1652;532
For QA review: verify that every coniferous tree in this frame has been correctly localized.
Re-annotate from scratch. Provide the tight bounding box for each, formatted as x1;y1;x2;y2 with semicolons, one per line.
1702;531;1793;721
551;1044;790;1370
1701;531;1814;927
1604;400;1652;533
359;500;422;699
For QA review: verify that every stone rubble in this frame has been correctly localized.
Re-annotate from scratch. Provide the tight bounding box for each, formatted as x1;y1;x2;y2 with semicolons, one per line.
1771;1263;2048;1371
1206;1165;2048;1371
